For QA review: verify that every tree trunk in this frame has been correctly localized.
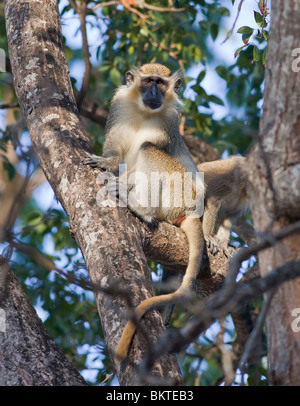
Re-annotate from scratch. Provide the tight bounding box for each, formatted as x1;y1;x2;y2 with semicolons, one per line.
246;0;300;385
0;257;87;386
4;0;183;385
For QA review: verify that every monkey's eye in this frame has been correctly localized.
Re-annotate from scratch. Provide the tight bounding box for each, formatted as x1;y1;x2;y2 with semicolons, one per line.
145;78;154;85
156;80;165;87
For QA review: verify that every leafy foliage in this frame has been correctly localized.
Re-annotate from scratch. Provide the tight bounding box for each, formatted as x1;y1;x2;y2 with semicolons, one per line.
0;0;268;385
236;0;269;64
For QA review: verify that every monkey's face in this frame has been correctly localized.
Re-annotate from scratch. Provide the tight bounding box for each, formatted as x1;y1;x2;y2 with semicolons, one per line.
140;76;166;110
125;69;181;114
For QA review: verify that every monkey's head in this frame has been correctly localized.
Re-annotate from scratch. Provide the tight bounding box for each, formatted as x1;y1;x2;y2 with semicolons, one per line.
124;63;182;113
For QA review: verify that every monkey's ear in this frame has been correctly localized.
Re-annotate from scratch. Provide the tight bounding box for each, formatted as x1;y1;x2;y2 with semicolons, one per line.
174;78;182;93
126;71;135;87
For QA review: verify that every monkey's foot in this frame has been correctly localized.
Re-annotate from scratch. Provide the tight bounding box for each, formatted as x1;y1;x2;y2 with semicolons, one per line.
205;237;236;258
222;245;236;258
205;236;220;255
82;154;119;172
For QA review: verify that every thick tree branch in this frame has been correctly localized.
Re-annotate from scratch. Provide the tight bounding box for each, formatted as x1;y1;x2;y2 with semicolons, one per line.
4;0;183;385
0;256;88;385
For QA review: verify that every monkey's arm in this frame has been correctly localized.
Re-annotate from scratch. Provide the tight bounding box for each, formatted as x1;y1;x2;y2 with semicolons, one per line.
83;132;123;172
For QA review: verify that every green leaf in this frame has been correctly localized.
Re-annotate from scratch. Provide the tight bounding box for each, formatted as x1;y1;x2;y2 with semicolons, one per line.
234;45;246;58
262;48;267;66
2;161;15;181
217;7;230;16
194;46;202;63
254;11;267;27
208;94;224;106
237;26;254;35
197;69;206;83
262;30;269;41
210;23;219;41
253;46;260;62
242;33;252;45
191;84;207;100
98;64;111;72
26;210;43;225
109;67;121;85
140;28;149;37
254;11;263;24
200;20;209;31
128;45;134;55
215;65;227;80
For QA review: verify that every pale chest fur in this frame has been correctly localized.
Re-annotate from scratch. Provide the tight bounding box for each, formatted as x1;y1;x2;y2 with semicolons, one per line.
115;118;169;169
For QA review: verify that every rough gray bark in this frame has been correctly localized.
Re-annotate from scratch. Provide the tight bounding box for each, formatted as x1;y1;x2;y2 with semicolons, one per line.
4;0;183;385
246;0;300;385
0;257;87;386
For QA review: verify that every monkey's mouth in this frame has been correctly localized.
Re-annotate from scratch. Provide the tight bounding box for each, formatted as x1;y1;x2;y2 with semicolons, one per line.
144;100;162;110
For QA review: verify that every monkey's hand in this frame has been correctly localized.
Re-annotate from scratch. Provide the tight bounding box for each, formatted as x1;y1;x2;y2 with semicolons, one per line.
82;154;120;173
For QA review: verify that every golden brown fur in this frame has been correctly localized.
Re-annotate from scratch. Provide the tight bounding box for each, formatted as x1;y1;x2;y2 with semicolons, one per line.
139;63;172;77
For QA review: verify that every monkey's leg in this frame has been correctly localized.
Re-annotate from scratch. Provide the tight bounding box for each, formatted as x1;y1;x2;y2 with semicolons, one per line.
127;191;157;224
126;171;157;224
203;198;222;255
105;171;158;225
179;216;204;288
214;220;236;258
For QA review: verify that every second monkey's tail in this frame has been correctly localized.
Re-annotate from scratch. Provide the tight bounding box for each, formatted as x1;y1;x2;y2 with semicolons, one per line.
115;216;204;364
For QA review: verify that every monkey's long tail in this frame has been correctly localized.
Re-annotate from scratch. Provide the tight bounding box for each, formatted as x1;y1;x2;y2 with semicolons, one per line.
115;217;204;364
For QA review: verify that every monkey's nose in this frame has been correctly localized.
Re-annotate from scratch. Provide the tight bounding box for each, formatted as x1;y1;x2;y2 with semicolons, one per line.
150;84;158;97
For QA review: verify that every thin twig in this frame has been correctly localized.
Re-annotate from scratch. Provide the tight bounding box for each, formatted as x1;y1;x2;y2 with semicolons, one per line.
98;372;114;386
120;0;148;20
5;168;32;234
0;103;19;109
221;0;245;44
137;260;300;377
220;219;300;305
92;1;119;11
216;318;235;385
7;238;91;290
91;0;185;13
73;1;92;108
239;289;275;375
143;3;185;12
